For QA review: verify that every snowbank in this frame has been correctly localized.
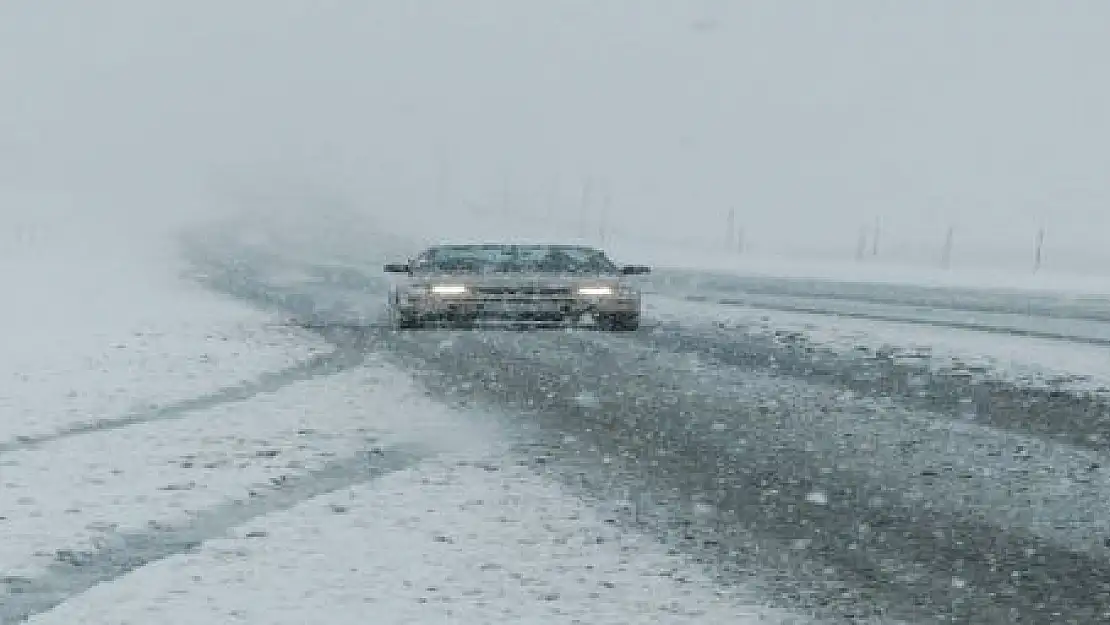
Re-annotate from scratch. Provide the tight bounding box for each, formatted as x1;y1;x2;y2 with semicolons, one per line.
0;190;328;444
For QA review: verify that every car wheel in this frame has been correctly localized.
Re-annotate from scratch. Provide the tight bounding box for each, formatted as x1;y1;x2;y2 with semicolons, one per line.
598;312;640;332
391;307;423;330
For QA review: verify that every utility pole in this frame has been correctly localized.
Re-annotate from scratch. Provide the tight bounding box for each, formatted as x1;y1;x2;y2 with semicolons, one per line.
871;216;880;257
941;225;955;269
855;226;867;261
1033;226;1045;273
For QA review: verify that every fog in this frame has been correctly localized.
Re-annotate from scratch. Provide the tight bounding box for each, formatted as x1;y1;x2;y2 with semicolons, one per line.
3;1;1109;273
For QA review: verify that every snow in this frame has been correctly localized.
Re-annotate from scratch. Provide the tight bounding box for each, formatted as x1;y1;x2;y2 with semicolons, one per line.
1;191;328;446
3;192;801;624
614;242;1110;299
578;328;1110;560
356;204;1110;298
647;296;1110;394
23;452;802;625
1;362;431;580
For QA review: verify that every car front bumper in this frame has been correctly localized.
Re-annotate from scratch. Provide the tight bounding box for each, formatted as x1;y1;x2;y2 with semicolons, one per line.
396;293;639;323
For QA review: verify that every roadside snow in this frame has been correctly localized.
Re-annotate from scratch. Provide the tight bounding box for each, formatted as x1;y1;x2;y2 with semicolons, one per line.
1;360;422;580
1;274;325;446
23;451;804;625
1;191;328;445
648;295;1110;394
605;237;1110;298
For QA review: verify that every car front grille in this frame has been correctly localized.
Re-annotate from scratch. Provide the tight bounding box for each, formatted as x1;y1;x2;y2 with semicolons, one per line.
474;286;574;296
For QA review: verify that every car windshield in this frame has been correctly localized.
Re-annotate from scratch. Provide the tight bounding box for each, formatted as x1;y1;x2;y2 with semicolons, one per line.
412;245;618;274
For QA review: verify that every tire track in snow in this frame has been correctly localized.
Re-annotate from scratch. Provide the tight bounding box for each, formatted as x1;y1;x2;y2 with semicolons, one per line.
296;260;1110;452
0;347;367;457
1;447;424;624
286;261;1110;623
2;252;391;620
378;327;1110;624
636;320;1110;453
188;240;1110;622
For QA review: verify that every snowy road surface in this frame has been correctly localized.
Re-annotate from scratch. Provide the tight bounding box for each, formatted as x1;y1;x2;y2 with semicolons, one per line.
7;212;1110;624
3;212;806;624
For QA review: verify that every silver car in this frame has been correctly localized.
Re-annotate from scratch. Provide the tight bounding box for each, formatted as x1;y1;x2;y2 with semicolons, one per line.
384;243;650;330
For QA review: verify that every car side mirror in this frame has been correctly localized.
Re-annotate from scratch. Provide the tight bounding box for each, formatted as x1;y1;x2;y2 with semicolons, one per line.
620;264;651;275
384;263;411;274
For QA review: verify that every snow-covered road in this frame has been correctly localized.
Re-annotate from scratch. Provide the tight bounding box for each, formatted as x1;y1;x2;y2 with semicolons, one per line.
2;207;806;624
181;214;1110;624
8;206;1110;623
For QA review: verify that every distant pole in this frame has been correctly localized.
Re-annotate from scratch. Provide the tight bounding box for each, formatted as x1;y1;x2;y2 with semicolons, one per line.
726;208;736;250
941;225;955;269
871;216;880;256
855;226;867;261
1033;226;1045;273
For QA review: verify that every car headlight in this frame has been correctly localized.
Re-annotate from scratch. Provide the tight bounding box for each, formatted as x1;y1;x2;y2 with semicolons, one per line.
430;284;468;295
577;285;614;296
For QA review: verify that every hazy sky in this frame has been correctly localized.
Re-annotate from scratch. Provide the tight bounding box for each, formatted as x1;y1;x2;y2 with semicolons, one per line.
3;1;1109;270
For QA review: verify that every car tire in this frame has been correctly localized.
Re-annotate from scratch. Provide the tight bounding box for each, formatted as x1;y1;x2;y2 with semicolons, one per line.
598;312;640;332
391;308;423;330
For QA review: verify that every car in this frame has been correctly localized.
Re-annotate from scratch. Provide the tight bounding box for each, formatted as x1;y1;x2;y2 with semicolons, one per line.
383;243;650;330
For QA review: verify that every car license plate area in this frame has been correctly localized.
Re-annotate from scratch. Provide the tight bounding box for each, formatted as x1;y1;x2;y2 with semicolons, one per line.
480;298;561;315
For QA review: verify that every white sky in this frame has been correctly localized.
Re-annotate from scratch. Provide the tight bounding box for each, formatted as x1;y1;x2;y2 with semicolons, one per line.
2;1;1108;271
